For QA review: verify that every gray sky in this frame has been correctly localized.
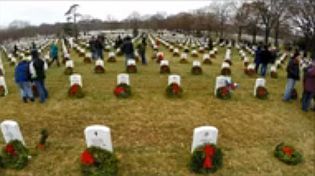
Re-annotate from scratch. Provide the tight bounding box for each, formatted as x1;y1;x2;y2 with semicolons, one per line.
0;0;213;27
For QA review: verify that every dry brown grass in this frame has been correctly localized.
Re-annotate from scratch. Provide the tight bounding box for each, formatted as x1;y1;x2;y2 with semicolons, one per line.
0;44;314;176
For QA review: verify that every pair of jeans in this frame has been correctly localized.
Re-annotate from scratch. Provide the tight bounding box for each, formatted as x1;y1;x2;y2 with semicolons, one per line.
283;78;296;101
17;82;33;100
96;49;103;60
255;62;260;73
34;80;48;103
260;64;268;77
301;91;314;111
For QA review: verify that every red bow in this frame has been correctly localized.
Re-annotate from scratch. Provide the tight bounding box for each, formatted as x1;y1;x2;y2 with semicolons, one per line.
203;145;216;169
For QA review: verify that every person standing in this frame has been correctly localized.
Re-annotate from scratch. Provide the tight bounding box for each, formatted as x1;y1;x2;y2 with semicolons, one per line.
89;36;97;60
49;41;60;67
30;50;48;103
254;46;262;73
260;45;271;77
137;36;147;65
301;57;315;112
114;35;123;49
95;36;104;60
14;56;34;103
121;36;135;66
283;51;300;101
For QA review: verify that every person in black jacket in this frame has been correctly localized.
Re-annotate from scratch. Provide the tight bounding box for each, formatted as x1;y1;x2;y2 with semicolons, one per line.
30;50;48;103
121;36;135;66
283;50;300;101
260;45;271;77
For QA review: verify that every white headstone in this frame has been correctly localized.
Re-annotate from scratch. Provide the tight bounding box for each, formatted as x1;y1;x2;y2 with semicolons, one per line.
70;74;82;87
193;61;201;67
95;59;104;67
109;52;115;58
0;76;8;95
85;52;91;58
221;62;230;69
254;78;266;96
117;73;130;85
174;48;179;53
203;54;210;60
181;53;188;59
168;75;181;85
127;60;136;66
214;76;231;96
247;63;255;70
270;65;277;72
1;120;25;144
65;60;74;68
84;125;113;152
160;60;169;66
191;126;218;153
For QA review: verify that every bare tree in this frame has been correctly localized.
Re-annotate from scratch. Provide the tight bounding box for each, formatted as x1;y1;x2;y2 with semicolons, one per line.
65;4;81;39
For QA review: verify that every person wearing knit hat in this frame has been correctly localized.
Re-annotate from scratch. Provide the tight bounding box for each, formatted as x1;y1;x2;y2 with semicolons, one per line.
301;55;315;111
14;56;34;103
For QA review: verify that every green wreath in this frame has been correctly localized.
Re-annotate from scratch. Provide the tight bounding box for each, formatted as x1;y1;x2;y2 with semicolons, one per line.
166;83;183;98
256;86;268;100
80;147;118;176
216;87;231;100
1;140;29;170
191;66;202;75
0;85;5;97
274;143;303;165
64;67;73;75
190;144;223;174
68;84;85;98
114;83;131;98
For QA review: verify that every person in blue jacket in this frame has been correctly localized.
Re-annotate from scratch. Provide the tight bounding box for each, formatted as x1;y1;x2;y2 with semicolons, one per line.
49;41;60;67
15;56;34;103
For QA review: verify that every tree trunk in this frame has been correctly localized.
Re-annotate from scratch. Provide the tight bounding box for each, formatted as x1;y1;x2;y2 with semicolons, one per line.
274;21;280;47
252;26;257;45
264;26;270;45
238;26;242;42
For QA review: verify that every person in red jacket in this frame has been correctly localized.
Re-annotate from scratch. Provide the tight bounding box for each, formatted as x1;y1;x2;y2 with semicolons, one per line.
301;57;315;112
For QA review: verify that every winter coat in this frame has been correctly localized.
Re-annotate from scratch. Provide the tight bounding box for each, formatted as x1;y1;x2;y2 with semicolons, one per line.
303;64;315;93
286;58;300;80
121;41;134;55
254;49;262;64
260;49;271;64
50;44;58;59
30;58;46;81
15;61;31;83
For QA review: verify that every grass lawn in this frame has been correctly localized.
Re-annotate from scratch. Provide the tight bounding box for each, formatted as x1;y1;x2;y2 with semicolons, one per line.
0;41;314;176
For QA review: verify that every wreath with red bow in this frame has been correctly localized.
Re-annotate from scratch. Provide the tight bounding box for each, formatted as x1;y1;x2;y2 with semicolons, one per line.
0;85;5;97
166;83;183;98
80;147;118;176
221;67;231;76
191;66;203;75
94;65;105;74
64;67;73;75
126;65;137;73
216;86;231;100
203;59;212;65
190;144;223;174
114;83;131;98
160;65;170;74
68;84;85;98
0;140;29;170
256;86;268;99
274;143;303;165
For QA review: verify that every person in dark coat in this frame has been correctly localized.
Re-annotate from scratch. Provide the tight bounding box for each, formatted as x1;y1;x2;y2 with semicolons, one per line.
89;36;97;60
301;57;315;111
30;50;48;103
283;51;300;101
254;46;262;73
15;57;34;103
95;36;104;59
137;36;147;65
260;45;271;77
114;35;123;49
208;38;213;51
121;36;135;66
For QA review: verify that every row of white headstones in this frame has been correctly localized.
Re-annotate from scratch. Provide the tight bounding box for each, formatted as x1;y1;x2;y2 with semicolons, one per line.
70;72;267;97
0;120;218;154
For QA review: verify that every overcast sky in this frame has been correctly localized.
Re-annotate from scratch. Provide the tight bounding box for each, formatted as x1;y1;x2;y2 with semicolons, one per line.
0;0;214;27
